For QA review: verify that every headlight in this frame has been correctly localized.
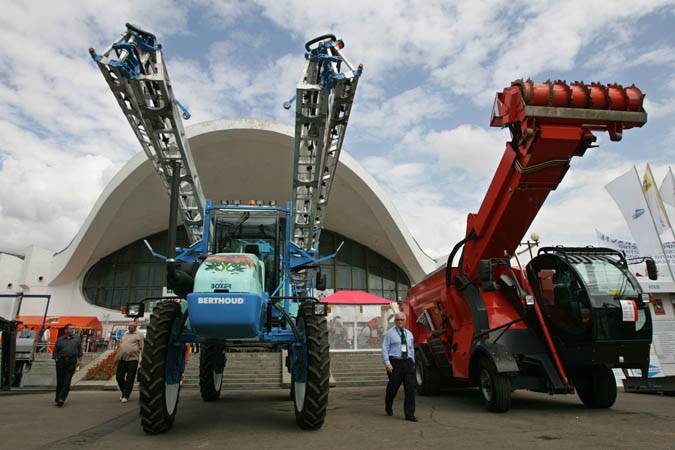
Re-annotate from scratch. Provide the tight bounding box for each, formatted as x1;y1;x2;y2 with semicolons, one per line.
313;303;327;316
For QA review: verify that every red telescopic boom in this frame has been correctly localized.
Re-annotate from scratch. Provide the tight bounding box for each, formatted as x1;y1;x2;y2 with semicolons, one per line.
459;80;646;282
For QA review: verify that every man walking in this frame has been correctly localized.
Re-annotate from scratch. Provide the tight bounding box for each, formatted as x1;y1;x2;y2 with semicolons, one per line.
382;312;417;422
116;322;144;403
53;324;82;407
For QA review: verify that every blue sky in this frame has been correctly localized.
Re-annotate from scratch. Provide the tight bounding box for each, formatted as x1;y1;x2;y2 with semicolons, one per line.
0;0;674;258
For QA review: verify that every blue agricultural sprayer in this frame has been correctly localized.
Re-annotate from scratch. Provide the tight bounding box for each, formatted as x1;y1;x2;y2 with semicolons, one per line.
90;24;362;433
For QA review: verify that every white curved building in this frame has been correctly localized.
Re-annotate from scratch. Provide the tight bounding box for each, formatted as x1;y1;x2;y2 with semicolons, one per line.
0;119;436;322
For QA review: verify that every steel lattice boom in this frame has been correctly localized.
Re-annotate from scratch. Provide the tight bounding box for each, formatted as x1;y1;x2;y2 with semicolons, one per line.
289;35;363;256
90;23;205;244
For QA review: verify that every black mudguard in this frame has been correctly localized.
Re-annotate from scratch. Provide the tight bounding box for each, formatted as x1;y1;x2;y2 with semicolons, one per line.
472;340;519;374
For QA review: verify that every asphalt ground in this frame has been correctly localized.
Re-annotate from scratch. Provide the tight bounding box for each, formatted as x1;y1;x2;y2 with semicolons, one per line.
2;387;674;450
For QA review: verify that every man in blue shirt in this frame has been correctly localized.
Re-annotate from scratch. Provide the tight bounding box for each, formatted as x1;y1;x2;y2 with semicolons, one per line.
382;312;417;422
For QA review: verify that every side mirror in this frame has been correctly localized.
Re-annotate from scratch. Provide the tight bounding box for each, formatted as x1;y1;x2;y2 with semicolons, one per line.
316;271;327;291
646;258;658;280
123;303;145;318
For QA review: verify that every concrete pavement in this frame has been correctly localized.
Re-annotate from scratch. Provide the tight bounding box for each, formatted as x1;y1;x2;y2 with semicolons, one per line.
2;387;674;449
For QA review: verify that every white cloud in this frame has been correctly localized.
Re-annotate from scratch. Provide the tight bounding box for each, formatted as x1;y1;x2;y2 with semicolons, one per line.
392;189;467;258
360;155;464;257
189;0;256;25
254;0;675;107
355;87;449;139
0;121;119;253
528;162;675;247
402;124;508;178
0;1;189;253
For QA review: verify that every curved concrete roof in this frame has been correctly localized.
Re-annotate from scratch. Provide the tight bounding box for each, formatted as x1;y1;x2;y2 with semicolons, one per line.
50;119;436;285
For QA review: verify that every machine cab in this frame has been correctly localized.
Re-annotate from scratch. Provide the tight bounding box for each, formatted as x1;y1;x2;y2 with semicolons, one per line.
204;207;284;295
527;248;652;347
187;206;286;340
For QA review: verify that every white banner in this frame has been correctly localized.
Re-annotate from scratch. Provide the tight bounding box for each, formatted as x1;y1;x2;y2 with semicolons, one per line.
660;167;675;208
605;167;669;264
643;164;672;235
595;230;675;266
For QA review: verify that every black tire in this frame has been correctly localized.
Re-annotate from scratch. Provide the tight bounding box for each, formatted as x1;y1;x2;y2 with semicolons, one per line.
199;345;225;402
415;360;441;396
573;366;617;408
477;357;511;413
293;305;330;430
138;301;184;434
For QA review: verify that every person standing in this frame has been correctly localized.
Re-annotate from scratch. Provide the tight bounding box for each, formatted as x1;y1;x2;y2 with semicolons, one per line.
116;322;144;403
53;324;82;407
41;327;51;352
382;312;417;422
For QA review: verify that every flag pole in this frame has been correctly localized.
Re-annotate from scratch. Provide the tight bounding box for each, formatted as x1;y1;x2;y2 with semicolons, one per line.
639;165;675;281
658;166;675;276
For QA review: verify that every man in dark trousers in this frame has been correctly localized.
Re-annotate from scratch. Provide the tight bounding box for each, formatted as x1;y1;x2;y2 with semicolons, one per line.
53;324;82;407
382;312;417;422
116;321;144;403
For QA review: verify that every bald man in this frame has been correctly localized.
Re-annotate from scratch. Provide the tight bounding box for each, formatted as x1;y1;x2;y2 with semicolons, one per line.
382;312;417;422
116;322;144;403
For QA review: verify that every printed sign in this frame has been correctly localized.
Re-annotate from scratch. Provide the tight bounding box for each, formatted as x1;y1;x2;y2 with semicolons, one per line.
620;300;637;322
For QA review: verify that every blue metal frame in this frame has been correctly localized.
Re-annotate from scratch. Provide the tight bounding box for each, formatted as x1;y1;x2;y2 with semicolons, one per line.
149;200;334;352
305;39;362;91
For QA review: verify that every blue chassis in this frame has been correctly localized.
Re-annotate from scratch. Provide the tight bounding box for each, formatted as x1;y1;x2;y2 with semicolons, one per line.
149;201;331;385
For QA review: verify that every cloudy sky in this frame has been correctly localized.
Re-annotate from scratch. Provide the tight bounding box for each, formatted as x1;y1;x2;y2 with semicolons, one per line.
1;0;674;259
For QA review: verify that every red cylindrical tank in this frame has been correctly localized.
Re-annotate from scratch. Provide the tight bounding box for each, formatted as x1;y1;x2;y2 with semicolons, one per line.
625;85;644;111
607;84;627;110
527;81;551;106
588;83;608;109
550;81;571;107
569;82;589;108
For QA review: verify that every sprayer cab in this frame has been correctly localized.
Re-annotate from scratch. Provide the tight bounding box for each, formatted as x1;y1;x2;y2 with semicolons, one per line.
185;205;284;340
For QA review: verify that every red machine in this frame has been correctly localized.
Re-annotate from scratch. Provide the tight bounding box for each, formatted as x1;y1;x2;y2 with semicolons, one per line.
405;80;653;412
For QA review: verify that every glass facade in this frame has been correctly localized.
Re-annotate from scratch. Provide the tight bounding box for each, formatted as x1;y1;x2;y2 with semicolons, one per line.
82;229;411;311
318;231;410;301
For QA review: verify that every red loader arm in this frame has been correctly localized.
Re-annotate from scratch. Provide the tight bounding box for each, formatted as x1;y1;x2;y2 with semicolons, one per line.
456;80;646;282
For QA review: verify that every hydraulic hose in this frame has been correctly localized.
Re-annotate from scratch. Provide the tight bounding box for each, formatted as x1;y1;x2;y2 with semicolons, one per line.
445;230;476;287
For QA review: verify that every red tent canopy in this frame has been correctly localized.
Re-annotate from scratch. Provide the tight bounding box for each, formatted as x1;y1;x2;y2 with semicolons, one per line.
319;290;393;305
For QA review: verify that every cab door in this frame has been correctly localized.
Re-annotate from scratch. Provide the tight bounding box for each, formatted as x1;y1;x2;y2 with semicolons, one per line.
527;254;592;343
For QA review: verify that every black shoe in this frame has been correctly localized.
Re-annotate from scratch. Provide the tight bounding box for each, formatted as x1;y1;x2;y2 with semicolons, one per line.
57;400;64;407
385;406;393;416
405;416;418;422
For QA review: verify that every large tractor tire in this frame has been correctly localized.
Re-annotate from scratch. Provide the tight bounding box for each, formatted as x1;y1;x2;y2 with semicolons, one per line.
573;366;617;408
477;357;512;413
138;301;185;434
293;305;330;430
200;345;225;402
416;360;442;396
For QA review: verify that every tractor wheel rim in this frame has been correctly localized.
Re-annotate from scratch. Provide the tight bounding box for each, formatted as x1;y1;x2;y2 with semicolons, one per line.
294;381;306;411
480;369;492;402
213;371;223;390
416;364;423;386
165;382;179;414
